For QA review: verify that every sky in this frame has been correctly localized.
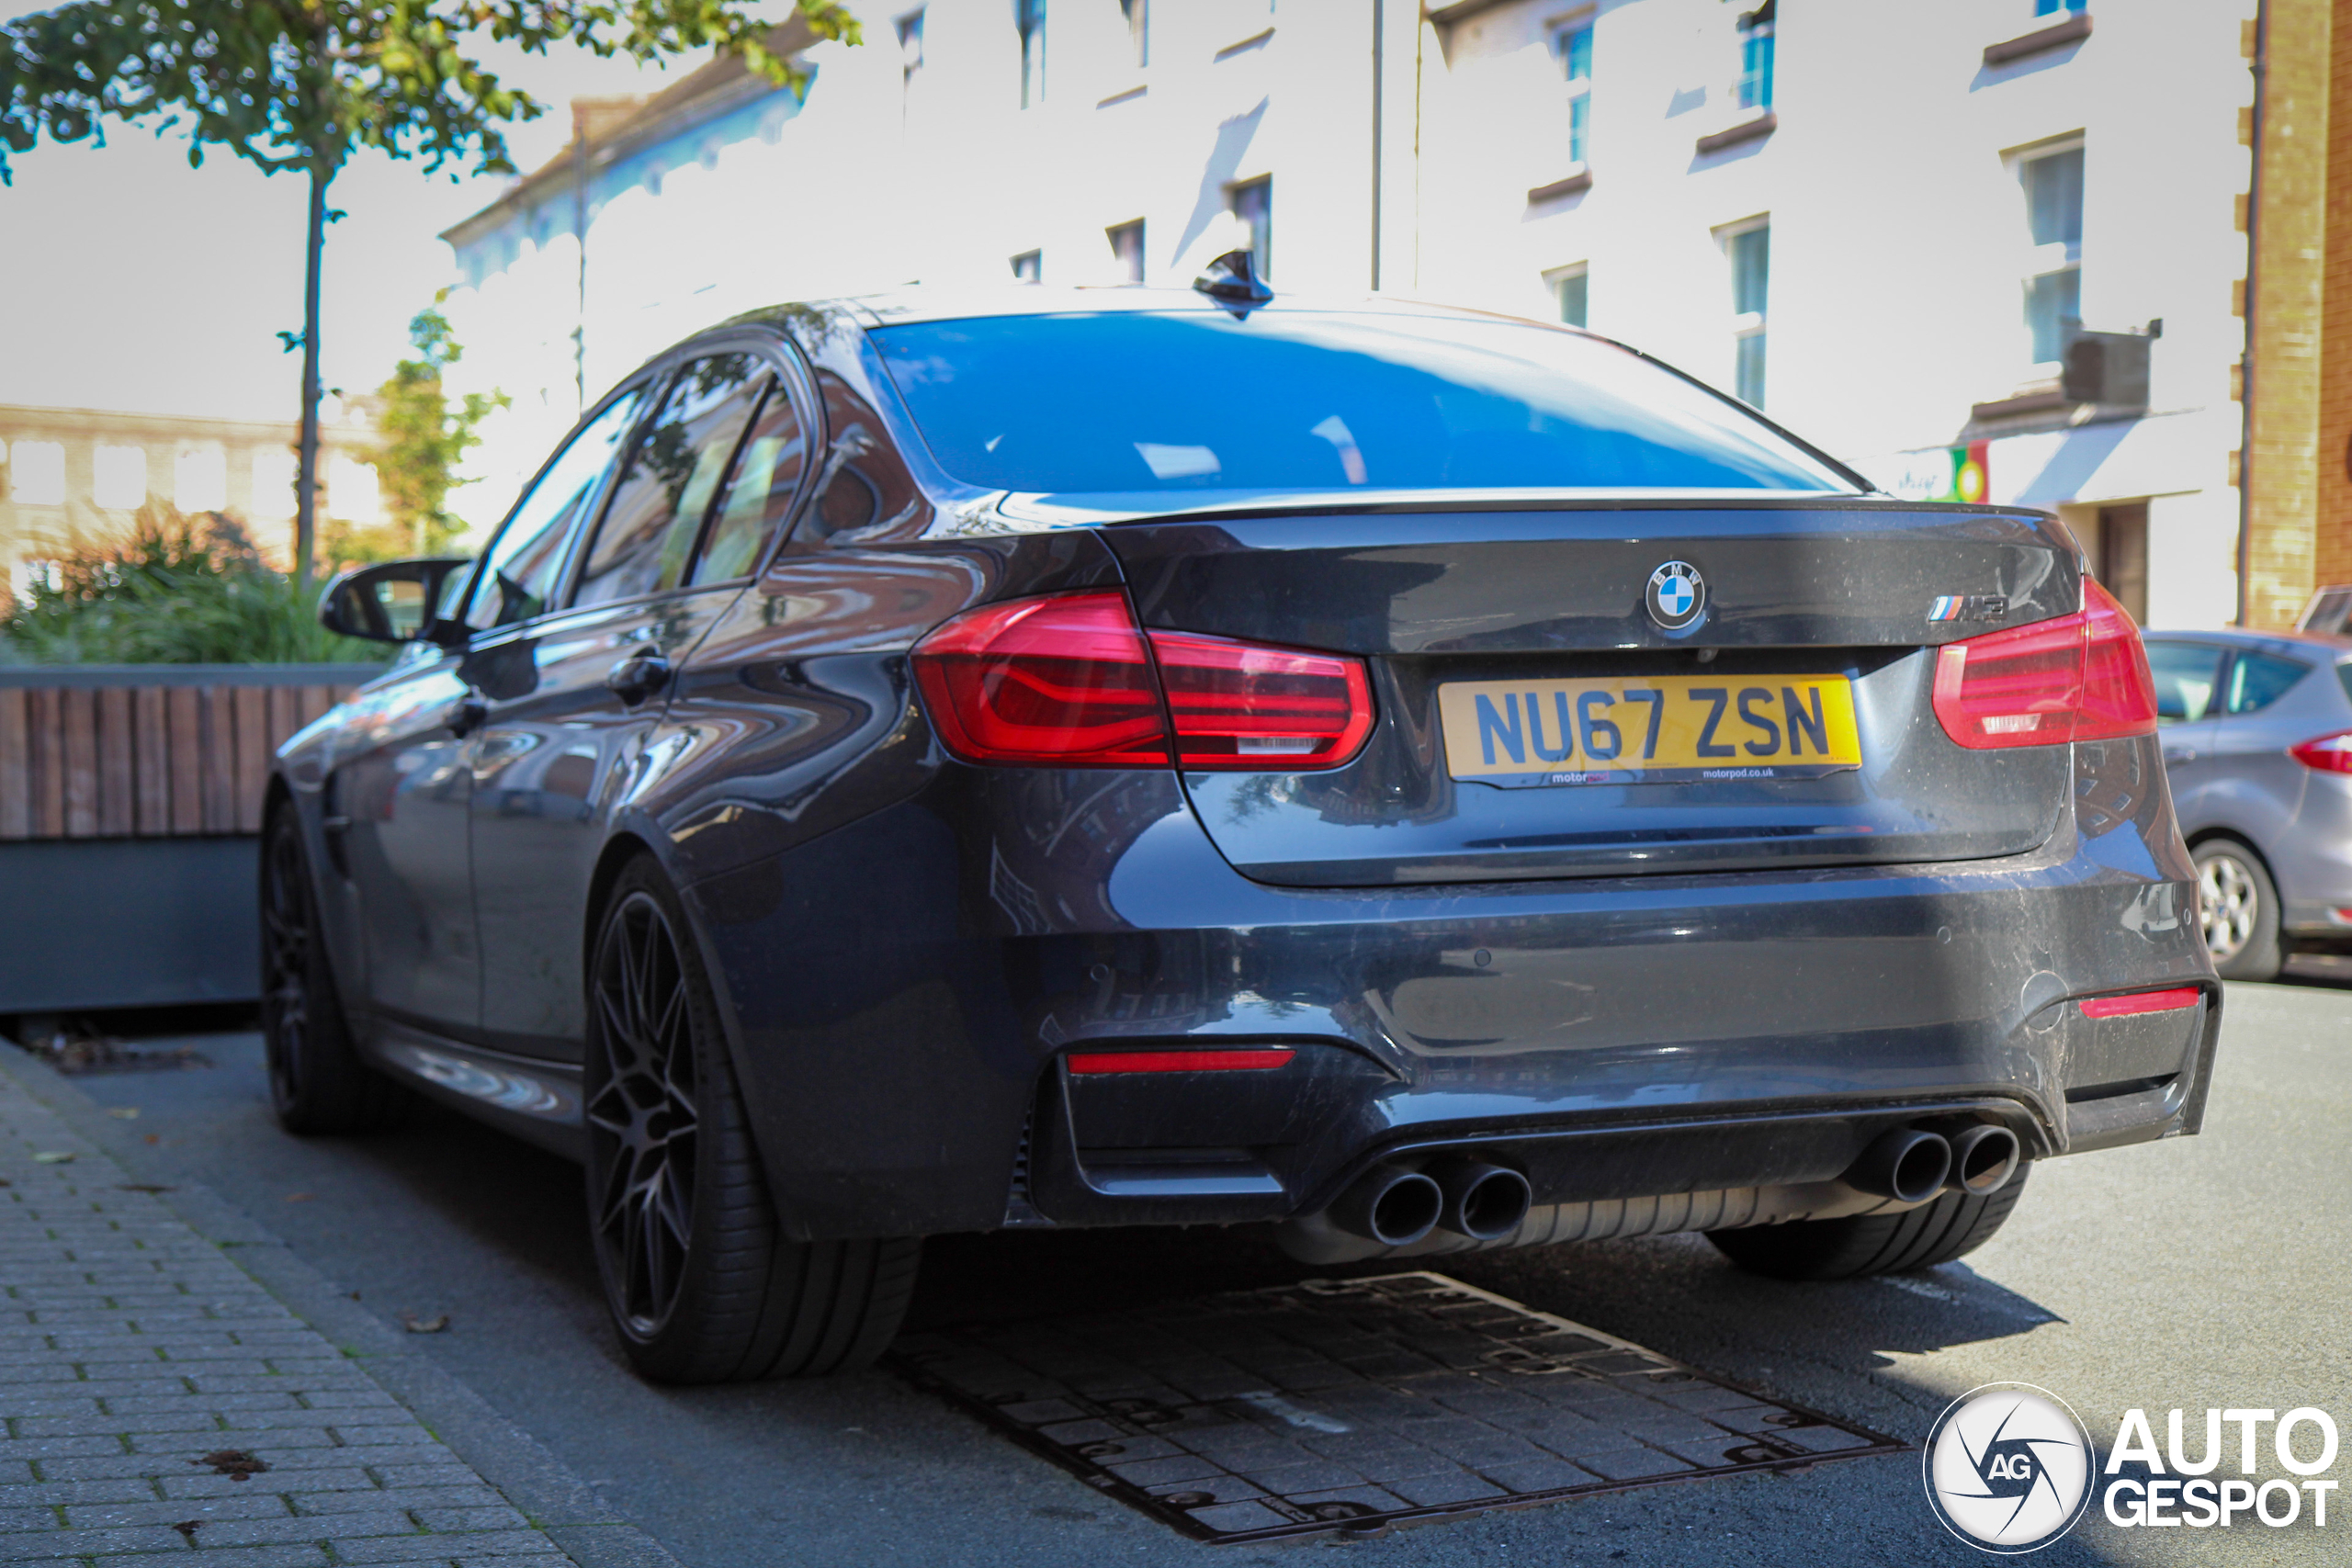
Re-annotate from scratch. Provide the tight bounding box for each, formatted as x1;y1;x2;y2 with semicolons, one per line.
0;17;718;424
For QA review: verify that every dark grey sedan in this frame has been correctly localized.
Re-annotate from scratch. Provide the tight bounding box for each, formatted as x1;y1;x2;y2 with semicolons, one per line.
265;283;2221;1383
2143;627;2352;978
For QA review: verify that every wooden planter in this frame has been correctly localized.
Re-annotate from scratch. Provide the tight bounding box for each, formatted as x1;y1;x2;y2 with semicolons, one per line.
0;664;382;1014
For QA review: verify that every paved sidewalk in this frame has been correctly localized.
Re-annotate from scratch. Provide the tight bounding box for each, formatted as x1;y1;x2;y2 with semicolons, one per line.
0;1066;589;1567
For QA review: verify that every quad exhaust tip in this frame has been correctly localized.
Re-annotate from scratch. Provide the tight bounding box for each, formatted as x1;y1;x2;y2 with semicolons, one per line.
1947;1124;2021;1196
1845;1128;1952;1206
1329;1166;1445;1248
1430;1158;1533;1242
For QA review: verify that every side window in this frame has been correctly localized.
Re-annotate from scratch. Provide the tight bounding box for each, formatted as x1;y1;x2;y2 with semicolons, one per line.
2143;641;2224;726
573;355;767;608
693;378;810;581
2224;651;2313;715
465;388;648;631
803;370;928;546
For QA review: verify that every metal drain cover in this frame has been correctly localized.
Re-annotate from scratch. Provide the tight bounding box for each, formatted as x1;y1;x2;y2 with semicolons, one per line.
891;1271;1903;1544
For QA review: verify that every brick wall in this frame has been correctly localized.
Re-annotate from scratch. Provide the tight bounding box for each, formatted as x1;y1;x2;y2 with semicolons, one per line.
2323;0;2352;591
2245;0;2331;627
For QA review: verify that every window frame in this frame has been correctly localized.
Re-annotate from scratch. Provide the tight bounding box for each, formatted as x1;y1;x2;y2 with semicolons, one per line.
1545;263;1590;329
556;331;825;613
1736;2;1774;112
455;374;662;639
1106;220;1146;285
1227;175;1272;282
1549;13;1595;167
1718;216;1770;409
2009;135;2086;371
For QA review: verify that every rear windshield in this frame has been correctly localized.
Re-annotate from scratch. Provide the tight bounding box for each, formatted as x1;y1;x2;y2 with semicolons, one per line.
870;311;1857;499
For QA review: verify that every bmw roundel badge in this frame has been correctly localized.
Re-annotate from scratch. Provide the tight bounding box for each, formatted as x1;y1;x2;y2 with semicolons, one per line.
1646;560;1706;631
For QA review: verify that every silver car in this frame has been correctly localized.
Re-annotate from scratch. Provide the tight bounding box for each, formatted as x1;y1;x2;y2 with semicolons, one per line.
2144;627;2352;977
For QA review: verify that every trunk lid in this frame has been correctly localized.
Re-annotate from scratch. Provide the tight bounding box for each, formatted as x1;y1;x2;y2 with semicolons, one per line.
1099;500;2080;886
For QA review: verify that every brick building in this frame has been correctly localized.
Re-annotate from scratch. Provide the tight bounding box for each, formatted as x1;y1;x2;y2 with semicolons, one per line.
2245;0;2352;626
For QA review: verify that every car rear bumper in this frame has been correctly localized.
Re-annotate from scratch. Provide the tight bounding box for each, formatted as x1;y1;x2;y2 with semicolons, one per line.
684;756;2216;1243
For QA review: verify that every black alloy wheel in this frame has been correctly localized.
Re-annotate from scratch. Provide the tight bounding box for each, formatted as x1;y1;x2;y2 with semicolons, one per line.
583;857;922;1382
260;807;401;1134
586;889;702;1339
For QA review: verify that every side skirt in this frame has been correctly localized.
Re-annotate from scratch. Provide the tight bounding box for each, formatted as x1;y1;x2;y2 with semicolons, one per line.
369;1017;587;1162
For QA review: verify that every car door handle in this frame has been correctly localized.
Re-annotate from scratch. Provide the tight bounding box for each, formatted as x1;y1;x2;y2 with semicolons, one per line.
605;652;673;707
449;692;489;738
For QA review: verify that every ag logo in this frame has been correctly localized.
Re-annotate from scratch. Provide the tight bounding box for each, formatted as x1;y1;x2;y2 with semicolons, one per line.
1923;1383;2096;1553
1645;560;1706;631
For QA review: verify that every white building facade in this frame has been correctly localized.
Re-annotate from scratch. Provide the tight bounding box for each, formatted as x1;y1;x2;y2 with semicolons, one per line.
440;0;2253;627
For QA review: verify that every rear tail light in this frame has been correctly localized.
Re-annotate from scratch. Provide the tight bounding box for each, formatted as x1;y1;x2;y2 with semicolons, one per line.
1931;579;2159;749
2289;730;2352;774
2079;987;2201;1019
911;591;1374;771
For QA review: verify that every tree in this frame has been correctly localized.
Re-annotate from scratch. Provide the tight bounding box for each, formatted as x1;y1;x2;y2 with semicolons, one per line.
0;0;858;591
370;299;505;558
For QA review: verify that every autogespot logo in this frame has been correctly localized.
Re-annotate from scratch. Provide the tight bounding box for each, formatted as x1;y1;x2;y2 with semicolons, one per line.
1924;1383;2098;1553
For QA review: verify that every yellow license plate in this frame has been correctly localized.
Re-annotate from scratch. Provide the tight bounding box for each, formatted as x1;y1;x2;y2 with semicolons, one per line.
1439;674;1862;786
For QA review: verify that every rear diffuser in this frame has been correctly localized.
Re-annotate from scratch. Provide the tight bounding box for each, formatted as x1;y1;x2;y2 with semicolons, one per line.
889;1270;1904;1544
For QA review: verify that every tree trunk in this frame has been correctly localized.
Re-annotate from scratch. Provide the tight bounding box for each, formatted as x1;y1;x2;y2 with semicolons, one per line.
294;160;330;592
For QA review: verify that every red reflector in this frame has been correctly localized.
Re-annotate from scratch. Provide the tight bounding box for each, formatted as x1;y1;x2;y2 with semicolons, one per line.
2290;729;2352;774
911;592;1374;772
1148;630;1375;771
1066;1049;1297;1075
1931;579;2158;750
2079;987;2201;1019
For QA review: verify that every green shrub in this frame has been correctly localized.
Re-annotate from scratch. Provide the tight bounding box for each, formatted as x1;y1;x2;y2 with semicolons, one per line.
0;505;393;666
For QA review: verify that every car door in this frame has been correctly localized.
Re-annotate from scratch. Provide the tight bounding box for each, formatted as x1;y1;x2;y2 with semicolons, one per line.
334;389;648;1039
467;347;801;1058
2199;645;2322;860
2143;637;2227;827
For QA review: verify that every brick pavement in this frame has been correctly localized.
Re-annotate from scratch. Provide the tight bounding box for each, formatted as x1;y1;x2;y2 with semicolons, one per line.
0;1068;581;1567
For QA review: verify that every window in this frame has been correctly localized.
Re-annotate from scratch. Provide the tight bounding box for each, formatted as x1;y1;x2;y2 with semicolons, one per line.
1551;265;1589;329
1552;19;1593;164
870;311;1860;497
175;446;227;513
1017;0;1046;108
1725;222;1770;408
2095;502;2146;626
897;10;925;93
1736;2;1774;111
802;372;926;545
1228;176;1272;280
1121;0;1148;67
2035;0;2087;15
2225;651;2313;715
7;440;64;506
91;445;146;511
251;450;298;521
2144;642;2224;725
574;355;767;608
694;380;809;581
1010;250;1042;283
1107;220;1146;284
2019;143;2083;365
464;386;648;630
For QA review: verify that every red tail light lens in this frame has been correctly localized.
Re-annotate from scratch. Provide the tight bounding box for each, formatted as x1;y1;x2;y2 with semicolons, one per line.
1151;631;1375;769
912;592;1375;771
909;592;1168;766
2079;987;2201;1019
2290;730;2352;774
1931;579;2158;749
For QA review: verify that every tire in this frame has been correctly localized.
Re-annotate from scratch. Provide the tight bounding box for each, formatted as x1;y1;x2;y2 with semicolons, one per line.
2194;839;2285;982
1705;1167;2030;1281
260;807;405;1134
583;856;921;1383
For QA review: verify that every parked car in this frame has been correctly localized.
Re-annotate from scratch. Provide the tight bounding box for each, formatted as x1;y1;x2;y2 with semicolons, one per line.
266;277;2218;1383
2142;626;2352;979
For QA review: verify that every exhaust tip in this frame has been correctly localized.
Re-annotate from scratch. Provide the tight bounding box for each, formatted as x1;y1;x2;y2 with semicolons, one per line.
1846;1128;1951;1206
1329;1168;1443;1248
1949;1125;2021;1195
1431;1159;1532;1241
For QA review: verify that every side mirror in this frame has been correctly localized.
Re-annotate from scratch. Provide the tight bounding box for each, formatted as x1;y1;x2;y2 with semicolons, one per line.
319;558;472;647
